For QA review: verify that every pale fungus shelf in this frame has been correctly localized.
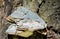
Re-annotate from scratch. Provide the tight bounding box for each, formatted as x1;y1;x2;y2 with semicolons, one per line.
6;6;47;37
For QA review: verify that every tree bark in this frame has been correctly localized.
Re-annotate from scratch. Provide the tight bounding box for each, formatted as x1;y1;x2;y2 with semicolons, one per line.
0;0;60;39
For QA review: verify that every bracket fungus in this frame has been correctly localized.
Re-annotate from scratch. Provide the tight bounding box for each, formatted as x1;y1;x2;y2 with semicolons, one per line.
6;6;47;37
